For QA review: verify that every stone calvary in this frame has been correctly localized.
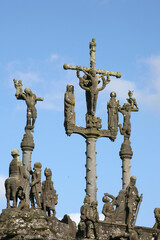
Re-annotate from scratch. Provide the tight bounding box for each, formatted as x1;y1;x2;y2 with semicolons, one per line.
0;39;160;240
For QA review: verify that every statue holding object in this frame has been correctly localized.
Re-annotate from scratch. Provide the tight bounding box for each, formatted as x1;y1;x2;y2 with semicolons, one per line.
118;91;139;141
13;79;44;131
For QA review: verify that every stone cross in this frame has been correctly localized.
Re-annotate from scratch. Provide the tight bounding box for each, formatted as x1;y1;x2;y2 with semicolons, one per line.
64;38;121;202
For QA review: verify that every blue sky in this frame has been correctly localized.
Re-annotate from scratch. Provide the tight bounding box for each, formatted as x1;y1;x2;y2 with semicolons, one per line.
1;0;160;227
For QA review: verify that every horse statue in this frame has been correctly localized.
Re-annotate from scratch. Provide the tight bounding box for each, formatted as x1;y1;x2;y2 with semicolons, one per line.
5;149;26;208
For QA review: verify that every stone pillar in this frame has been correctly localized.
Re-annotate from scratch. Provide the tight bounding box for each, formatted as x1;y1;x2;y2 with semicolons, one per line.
21;130;35;203
119;138;133;190
85;137;97;202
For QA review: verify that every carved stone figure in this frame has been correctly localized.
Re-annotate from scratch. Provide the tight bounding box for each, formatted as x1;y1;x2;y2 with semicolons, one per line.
125;176;142;229
77;69;110;116
78;195;91;238
41;168;58;216
118;103;132;140
127;91;138;110
107;91;119;131
114;189;126;224
153;208;160;230
64;84;75;129
30;162;42;208
85;200;99;239
13;78;23;97
13;79;44;131
5;149;27;208
102;193;115;222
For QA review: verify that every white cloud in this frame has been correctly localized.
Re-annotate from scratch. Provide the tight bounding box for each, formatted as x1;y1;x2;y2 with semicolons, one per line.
49;54;59;61
67;213;104;226
0;175;6;200
13;71;43;86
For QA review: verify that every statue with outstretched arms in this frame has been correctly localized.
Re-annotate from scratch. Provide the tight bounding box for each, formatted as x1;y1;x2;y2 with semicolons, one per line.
13;79;44;131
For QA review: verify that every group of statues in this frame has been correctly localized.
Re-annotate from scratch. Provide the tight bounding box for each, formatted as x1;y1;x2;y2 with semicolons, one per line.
78;177;142;239
102;176;142;230
5;149;58;216
64;80;139;140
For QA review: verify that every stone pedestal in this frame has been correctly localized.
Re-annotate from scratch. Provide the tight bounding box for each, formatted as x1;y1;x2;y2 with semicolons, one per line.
85;137;97;202
119;138;133;190
21;130;35;203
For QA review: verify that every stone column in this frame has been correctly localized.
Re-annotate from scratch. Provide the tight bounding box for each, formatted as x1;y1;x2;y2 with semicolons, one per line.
21;130;35;203
119;138;133;190
85;137;97;202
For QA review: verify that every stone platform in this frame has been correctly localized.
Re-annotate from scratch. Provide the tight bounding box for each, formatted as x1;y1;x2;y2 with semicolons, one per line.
0;208;76;240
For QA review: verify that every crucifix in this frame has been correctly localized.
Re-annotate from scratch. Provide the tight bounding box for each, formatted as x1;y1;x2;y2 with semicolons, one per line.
64;38;121;202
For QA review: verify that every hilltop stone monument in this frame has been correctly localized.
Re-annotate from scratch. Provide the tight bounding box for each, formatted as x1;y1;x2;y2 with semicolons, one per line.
0;38;160;240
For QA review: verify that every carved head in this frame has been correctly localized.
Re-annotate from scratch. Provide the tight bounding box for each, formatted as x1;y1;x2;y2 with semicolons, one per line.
33;162;42;170
110;91;116;98
67;84;74;93
102;195;110;203
130;176;136;186
122;103;130;111
128;90;133;97
24;88;32;95
90;69;96;77
44;168;52;177
11;149;20;157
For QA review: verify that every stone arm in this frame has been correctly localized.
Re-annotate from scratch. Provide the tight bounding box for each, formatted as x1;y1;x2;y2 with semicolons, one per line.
104;193;116;203
30;173;41;187
118;106;125;115
131;107;139;112
77;70;90;91
16;92;26;100
36;97;44;102
97;74;110;92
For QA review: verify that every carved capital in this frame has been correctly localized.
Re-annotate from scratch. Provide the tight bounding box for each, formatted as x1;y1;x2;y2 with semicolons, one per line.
21;130;35;152
119;139;133;159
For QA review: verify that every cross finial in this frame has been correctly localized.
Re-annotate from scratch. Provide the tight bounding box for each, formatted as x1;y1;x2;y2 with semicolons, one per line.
89;38;96;69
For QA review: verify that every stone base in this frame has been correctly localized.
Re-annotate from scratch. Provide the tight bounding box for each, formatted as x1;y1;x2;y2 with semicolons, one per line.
0;208;77;240
0;210;160;240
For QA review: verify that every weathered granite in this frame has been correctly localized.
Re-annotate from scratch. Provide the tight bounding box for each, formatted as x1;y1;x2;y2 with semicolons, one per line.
0;208;77;240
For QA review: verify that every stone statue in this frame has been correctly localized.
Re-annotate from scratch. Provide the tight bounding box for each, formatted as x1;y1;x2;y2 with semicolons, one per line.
118;103;132;140
153;208;160;230
126;90;138;110
78;195;91;238
102;190;126;224
64;84;75;129
88;200;99;239
77;69;110;116
13;79;44;131
78;195;99;238
125;176;142;229
13;78;23;97
114;189;126;224
5;149;28;208
41;168;58;216
107;91;119;131
30;162;42;208
118;92;138;140
102;193;115;222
